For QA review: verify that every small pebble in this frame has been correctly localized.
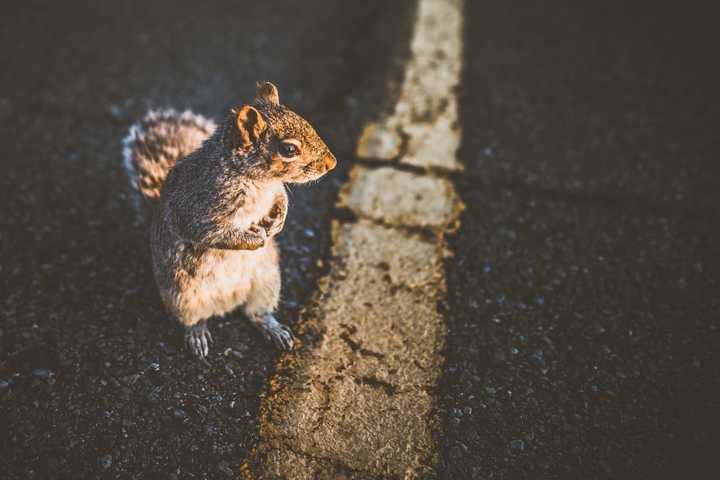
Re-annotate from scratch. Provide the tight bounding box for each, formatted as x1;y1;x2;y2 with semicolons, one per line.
32;368;54;380
531;350;545;363
109;104;123;119
218;460;233;477
173;408;186;419
99;454;113;469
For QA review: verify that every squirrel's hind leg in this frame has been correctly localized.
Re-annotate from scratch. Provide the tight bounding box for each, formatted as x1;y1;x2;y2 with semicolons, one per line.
185;319;213;359
243;250;294;350
246;310;294;350
160;288;215;360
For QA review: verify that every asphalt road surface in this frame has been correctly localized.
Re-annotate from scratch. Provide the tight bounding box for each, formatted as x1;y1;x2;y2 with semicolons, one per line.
439;1;719;478
2;0;718;479
0;1;415;478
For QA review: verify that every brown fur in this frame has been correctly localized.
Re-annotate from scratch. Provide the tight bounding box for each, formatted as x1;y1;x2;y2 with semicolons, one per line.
122;82;336;357
122;109;216;221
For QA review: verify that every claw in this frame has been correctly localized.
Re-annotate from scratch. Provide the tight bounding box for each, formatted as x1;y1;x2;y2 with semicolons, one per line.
201;333;208;358
267;322;294;351
185;321;213;360
270;324;294;350
251;313;294;351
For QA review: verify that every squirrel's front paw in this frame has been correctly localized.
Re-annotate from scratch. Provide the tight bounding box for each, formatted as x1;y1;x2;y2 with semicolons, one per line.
260;219;281;238
259;214;283;238
185;321;213;359
245;224;268;250
258;216;274;233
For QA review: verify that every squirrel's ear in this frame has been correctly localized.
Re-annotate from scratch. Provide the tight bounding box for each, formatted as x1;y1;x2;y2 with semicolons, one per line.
235;105;266;149
255;81;280;106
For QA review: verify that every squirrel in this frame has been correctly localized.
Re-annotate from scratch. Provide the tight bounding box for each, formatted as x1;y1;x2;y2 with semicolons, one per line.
122;81;337;359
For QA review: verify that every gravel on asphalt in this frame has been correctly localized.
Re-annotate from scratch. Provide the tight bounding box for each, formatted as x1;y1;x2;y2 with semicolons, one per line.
439;1;719;478
0;1;415;478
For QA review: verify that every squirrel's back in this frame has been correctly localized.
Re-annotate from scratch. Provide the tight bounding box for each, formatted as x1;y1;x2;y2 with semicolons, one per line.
122;109;216;220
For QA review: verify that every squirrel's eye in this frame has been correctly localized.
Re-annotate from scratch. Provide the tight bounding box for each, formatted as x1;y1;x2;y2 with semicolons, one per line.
279;141;300;159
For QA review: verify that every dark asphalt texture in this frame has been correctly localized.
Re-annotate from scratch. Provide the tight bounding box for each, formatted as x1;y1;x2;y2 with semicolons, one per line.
0;1;414;478
440;1;719;479
2;1;719;479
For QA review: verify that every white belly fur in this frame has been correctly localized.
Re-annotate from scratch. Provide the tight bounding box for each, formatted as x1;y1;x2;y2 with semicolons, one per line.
170;244;275;325
166;182;284;325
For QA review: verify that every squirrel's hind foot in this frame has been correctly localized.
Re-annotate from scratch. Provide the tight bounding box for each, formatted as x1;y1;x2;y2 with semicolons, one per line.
185;320;214;359
250;313;294;350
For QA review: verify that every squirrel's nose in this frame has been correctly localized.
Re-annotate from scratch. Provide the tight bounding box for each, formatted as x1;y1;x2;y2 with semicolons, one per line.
324;152;337;171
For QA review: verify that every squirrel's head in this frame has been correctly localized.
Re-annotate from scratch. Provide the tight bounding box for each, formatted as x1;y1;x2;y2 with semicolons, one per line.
222;81;336;183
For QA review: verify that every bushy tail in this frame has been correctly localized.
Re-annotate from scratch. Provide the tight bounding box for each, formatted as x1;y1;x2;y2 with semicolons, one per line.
122;109;216;221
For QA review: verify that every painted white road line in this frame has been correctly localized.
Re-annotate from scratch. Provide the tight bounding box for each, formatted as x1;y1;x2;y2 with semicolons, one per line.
246;1;465;477
358;0;464;172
